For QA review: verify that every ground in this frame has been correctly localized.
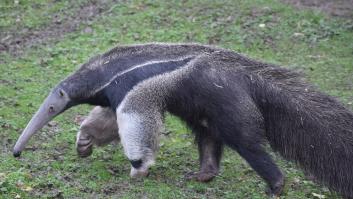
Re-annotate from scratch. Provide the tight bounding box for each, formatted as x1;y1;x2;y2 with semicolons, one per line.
0;0;352;198
283;0;353;19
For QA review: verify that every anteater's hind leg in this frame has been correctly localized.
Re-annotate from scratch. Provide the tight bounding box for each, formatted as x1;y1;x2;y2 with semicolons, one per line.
216;97;284;196
221;123;284;196
235;144;284;196
187;126;223;182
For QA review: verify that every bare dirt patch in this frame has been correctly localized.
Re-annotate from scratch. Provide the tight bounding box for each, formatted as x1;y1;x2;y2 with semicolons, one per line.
0;0;119;57
283;0;353;19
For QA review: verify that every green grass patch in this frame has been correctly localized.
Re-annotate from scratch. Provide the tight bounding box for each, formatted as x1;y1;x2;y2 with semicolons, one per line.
0;0;352;198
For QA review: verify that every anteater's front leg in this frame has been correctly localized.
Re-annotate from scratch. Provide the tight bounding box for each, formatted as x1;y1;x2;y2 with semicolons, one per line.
116;107;162;178
76;106;119;157
187;129;223;182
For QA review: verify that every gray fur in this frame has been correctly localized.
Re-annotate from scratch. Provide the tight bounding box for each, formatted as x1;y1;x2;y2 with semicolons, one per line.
76;106;119;157
115;55;203;176
115;51;353;197
14;43;222;181
14;43;216;155
13;43;353;197
60;43;218;99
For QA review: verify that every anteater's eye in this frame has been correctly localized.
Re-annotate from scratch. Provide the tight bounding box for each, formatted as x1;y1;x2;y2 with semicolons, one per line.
59;89;64;97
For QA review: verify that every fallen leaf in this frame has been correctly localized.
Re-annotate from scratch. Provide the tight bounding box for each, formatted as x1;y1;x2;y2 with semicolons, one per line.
259;23;266;28
23;186;33;192
293;32;304;37
312;192;326;199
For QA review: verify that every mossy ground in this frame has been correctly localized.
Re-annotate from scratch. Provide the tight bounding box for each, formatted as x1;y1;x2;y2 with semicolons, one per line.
0;0;352;198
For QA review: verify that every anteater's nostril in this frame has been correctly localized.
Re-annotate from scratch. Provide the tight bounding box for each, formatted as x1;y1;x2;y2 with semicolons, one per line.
130;159;143;169
49;105;55;113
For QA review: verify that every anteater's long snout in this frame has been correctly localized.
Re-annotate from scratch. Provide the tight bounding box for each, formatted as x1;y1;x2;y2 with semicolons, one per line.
13;88;70;157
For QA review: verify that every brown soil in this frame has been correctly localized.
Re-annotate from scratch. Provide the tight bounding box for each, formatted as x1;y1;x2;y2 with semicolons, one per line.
283;0;353;19
1;0;351;58
0;0;119;57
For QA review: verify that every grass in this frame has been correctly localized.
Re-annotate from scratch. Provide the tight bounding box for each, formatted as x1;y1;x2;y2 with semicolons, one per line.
0;0;87;30
0;0;352;198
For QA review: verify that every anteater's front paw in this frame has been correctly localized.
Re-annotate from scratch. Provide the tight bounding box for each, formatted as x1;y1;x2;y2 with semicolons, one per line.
185;171;217;182
266;178;285;198
130;167;149;178
76;144;93;158
76;136;93;158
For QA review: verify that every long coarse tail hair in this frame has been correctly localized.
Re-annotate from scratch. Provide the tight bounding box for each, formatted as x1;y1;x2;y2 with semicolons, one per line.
247;65;353;198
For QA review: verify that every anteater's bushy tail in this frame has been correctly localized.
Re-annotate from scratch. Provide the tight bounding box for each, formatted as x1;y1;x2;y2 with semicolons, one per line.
249;66;353;198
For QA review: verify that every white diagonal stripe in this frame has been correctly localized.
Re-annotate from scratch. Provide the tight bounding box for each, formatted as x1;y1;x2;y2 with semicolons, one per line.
91;56;195;95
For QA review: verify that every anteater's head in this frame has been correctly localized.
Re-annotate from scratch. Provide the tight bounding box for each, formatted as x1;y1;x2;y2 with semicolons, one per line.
12;85;78;157
13;55;111;157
